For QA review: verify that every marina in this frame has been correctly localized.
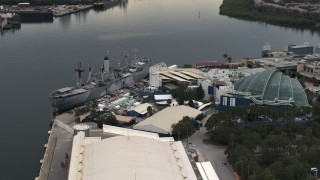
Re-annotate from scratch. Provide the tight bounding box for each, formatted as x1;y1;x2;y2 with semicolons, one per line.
52;5;94;17
2;0;320;178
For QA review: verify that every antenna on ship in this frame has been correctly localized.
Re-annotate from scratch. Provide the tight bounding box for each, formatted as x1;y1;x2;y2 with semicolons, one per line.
132;48;138;64
100;65;104;82
262;42;271;57
123;48;129;68
104;51;110;73
75;61;85;87
87;66;94;84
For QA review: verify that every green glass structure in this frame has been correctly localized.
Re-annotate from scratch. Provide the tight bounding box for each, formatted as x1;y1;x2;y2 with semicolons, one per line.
234;69;309;106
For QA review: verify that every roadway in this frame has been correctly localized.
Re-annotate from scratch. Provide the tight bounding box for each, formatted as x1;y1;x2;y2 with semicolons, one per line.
183;115;236;180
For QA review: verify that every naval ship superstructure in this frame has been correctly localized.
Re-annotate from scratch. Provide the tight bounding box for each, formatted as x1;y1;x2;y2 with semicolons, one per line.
49;50;152;114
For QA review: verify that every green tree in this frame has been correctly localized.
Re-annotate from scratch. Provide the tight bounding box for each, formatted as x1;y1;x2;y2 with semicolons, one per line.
223;53;228;63
227;57;232;63
147;106;153;116
229;133;235;149
171;116;196;140
177;96;185;105
312;103;320;121
91;101;98;109
188;99;195;108
74;107;80;116
95;109;118;128
311;77;317;85
183;64;192;68
195;84;205;100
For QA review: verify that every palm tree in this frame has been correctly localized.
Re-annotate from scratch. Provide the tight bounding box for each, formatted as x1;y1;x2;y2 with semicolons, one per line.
223;53;228;63
147;106;153;116
227;57;232;63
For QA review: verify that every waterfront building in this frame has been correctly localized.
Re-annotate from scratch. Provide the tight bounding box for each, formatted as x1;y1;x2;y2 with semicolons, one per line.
287;42;314;56
315;44;320;54
149;62;205;88
67;125;217;180
219;69;309;111
207;67;265;102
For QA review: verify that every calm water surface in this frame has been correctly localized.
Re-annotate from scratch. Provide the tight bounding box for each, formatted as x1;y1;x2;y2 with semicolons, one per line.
0;0;319;179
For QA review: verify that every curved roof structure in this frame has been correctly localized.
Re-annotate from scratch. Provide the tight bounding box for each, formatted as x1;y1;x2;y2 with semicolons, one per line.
68;130;198;180
234;69;309;106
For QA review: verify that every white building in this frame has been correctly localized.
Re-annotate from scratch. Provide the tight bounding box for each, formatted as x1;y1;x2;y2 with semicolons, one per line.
149;62;168;87
127;103;153;117
133;105;202;134
68;125;200;180
149;62;206;88
208;68;266;103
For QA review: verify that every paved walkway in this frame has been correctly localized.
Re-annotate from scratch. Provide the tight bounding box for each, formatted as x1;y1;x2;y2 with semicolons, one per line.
38;120;74;180
183;115;236;180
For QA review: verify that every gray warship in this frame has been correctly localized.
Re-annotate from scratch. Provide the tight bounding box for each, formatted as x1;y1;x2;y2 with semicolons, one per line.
49;50;152;114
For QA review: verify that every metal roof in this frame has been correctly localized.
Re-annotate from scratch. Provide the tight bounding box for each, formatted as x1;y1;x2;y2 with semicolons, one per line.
160;72;189;82
180;71;203;79
133;106;202;134
68;129;198;180
169;71;195;80
129;103;153;115
196;162;220;180
154;94;173;101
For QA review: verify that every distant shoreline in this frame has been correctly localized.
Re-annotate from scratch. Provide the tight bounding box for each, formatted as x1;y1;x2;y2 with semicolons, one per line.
219;0;320;31
0;0;91;6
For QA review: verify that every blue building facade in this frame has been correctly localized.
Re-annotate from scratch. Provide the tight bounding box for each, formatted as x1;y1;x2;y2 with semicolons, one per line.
218;95;253;111
208;86;214;95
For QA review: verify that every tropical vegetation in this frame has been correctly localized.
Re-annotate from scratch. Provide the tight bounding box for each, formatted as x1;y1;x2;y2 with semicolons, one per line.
82;108;119;128
205;104;320;179
219;0;319;30
171;85;205;106
171;116;197;140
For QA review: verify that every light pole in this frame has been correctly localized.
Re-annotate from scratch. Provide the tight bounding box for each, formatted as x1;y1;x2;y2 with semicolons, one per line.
240;160;243;179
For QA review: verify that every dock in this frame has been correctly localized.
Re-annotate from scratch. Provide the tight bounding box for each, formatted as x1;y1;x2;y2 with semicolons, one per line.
52;5;94;17
36;114;77;180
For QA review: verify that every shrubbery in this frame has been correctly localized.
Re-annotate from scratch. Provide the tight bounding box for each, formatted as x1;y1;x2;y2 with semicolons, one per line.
205;105;320;179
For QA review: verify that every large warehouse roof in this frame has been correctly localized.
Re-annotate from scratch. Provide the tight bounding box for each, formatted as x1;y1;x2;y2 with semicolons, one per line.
234;69;309;106
133;105;202;134
68;128;198;180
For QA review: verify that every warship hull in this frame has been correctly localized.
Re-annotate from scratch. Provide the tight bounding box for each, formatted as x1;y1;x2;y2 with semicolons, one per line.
51;65;150;114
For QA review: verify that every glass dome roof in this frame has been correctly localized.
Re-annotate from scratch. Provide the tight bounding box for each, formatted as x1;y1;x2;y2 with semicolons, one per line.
234;69;309;106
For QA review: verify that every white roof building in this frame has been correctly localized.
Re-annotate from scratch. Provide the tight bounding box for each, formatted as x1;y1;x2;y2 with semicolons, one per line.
133;105;202;134
68;125;199;180
128;103;153;116
154;94;173;101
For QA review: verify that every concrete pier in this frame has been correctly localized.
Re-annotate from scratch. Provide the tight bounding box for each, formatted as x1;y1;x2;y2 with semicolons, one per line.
36;114;77;180
52;5;94;17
